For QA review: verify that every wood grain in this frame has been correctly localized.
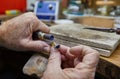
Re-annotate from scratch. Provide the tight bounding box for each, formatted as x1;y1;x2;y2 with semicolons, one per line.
50;23;120;57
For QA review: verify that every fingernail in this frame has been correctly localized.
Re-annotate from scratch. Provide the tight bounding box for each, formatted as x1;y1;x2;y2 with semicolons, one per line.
55;44;60;49
43;47;50;52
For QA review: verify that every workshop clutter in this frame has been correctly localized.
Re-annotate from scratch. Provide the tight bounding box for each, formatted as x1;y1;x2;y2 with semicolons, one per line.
114;17;120;29
0;0;26;14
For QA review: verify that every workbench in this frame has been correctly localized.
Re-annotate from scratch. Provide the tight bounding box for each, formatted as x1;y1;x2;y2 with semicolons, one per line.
97;45;120;79
0;14;120;79
73;16;120;79
0;40;120;79
49;23;120;79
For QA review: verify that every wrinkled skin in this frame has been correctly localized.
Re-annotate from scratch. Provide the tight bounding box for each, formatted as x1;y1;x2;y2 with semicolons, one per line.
0;12;50;51
0;12;99;79
42;45;99;79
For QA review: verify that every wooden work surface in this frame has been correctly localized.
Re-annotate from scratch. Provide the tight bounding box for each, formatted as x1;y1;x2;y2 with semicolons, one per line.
72;17;120;67
97;44;120;79
50;24;120;79
50;24;120;57
0;14;119;79
101;44;120;67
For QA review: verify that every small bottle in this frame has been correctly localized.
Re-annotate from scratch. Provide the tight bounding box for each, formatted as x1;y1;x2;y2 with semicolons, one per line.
5;10;20;15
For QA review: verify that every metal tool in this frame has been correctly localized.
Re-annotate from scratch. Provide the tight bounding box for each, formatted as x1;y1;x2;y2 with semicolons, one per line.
33;31;54;41
33;31;60;48
50;41;60;48
84;27;120;34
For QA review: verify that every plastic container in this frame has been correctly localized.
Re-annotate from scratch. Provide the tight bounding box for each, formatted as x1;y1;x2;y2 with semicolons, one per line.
5;10;21;15
0;0;26;14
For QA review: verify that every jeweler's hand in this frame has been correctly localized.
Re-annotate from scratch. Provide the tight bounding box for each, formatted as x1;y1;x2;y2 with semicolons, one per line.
0;12;50;51
42;45;99;79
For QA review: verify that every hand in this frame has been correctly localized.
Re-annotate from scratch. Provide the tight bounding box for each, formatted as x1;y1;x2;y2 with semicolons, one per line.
0;12;50;51
42;45;99;79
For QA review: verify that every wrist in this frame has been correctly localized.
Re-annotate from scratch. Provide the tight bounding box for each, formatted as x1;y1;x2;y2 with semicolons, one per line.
0;23;6;47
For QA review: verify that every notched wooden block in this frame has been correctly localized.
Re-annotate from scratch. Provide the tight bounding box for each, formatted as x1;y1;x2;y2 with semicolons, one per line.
23;53;48;77
50;23;120;57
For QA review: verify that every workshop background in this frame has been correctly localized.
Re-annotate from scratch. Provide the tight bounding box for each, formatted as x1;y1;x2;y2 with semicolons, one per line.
0;0;120;79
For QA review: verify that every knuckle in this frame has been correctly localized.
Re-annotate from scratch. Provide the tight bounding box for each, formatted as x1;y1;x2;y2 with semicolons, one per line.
23;12;38;23
25;12;35;16
94;51;100;57
25;16;38;24
31;44;42;51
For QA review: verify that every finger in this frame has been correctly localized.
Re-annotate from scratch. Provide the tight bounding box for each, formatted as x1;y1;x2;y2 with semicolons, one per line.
61;55;66;61
70;45;99;68
82;52;99;68
74;58;81;66
46;47;61;71
70;45;99;57
58;45;69;55
58;45;75;59
23;12;50;33
69;45;84;57
34;20;50;33
22;40;50;52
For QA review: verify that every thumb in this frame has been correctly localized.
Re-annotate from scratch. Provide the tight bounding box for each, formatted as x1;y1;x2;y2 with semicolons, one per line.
23;40;50;52
46;47;61;71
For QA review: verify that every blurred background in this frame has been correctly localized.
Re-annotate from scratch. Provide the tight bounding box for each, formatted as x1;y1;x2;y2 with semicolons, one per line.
0;0;120;28
0;0;120;16
0;0;120;79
